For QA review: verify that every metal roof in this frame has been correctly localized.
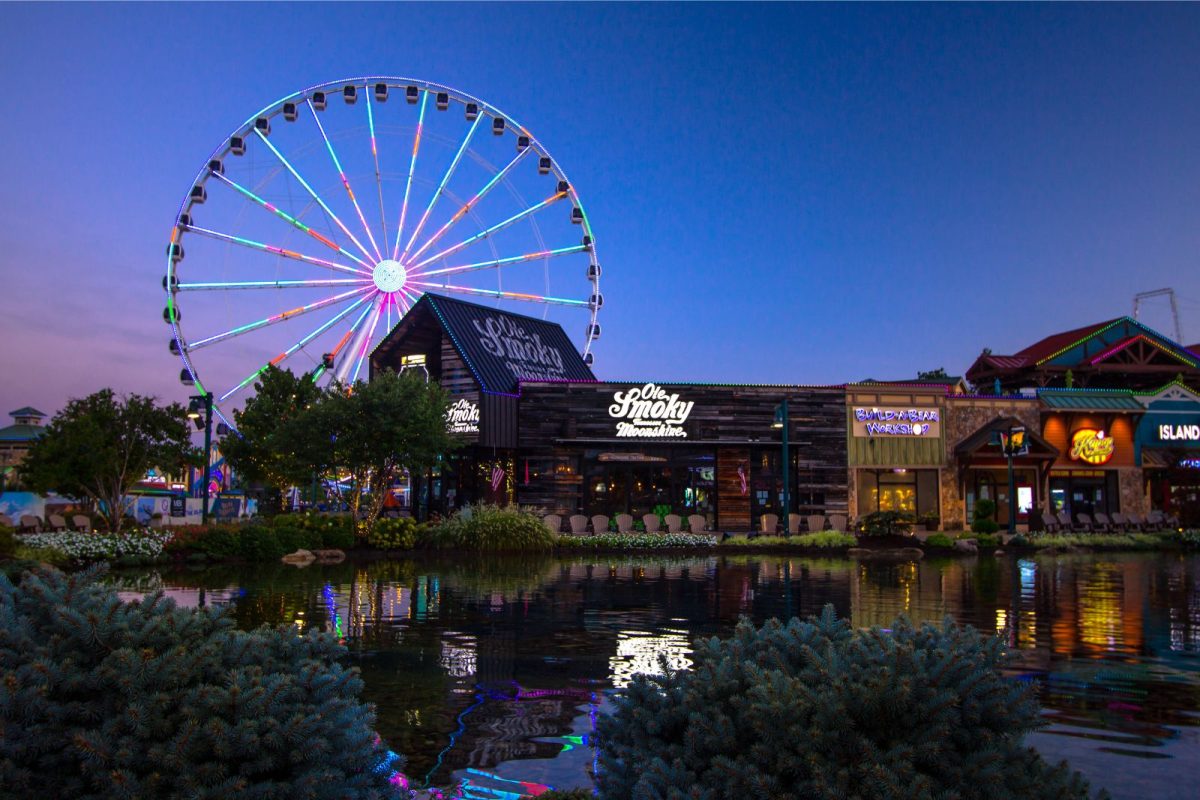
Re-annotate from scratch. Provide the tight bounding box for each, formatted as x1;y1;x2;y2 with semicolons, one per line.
8;406;46;418
1038;392;1144;411
0;423;46;443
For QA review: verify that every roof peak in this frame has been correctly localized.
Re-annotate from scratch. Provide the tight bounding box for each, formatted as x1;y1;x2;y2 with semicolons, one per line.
9;406;46;418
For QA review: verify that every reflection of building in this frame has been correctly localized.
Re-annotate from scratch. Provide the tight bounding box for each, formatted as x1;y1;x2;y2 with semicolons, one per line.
0;406;46;487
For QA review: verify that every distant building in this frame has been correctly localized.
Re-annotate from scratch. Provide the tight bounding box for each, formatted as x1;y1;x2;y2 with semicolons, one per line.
0;407;48;488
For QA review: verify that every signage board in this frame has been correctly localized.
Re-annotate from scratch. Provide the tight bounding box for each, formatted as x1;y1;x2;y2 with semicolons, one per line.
472;314;572;382
851;407;940;437
446;398;480;435
169;495;186;517
1158;423;1200;442
1069;429;1115;465
608;383;694;438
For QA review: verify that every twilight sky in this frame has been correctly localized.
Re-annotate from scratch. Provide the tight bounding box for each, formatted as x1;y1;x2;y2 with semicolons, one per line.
2;2;1200;420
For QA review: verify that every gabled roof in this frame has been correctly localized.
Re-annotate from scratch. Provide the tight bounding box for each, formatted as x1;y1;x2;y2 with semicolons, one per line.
0;424;46;443
953;416;1059;460
1014;319;1122;363
372;293;595;395
9;406;46;418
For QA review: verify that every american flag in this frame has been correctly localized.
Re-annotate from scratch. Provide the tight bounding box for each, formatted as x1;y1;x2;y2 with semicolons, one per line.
490;465;506;491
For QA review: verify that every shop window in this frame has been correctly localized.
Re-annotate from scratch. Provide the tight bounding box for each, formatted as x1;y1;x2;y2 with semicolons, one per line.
859;469;939;516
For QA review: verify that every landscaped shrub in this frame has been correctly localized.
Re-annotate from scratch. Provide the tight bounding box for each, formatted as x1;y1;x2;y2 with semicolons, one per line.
0;567;400;798
717;532;856;549
426;504;556;552
971;532;1001;549
563;533;717;550
972;499;1000;534
271;513;355;549
16;529;173;562
597;607;1097;800
861;510;914;536
1181;529;1200;548
1025;533;1161;550
1008;533;1031;548
236;524;288;561
0;524;14;558
368;517;418;550
925;533;955;548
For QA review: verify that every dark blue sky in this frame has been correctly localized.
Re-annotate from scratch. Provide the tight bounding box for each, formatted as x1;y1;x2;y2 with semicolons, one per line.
2;2;1200;417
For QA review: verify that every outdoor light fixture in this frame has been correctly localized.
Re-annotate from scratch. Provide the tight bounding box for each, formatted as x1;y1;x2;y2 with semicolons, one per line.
775;399;790;530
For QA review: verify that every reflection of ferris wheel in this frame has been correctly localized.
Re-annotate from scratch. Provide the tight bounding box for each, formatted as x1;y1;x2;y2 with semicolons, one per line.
164;76;602;430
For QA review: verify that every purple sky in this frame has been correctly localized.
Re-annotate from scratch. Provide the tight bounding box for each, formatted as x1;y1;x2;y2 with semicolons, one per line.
2;3;1200;422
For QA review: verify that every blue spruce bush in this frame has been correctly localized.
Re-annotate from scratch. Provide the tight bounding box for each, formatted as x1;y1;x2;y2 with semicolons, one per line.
597;606;1101;799
0;567;401;799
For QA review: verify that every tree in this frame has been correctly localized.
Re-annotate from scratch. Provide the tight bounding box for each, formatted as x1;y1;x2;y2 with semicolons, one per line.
917;367;951;381
220;366;323;513
293;370;456;538
0;567;400;799
598;607;1099;800
22;390;194;534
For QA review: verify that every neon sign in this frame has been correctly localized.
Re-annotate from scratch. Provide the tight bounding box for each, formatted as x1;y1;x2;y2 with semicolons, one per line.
445;398;480;434
609;383;694;438
1069;429;1114;465
1159;423;1200;442
852;407;940;437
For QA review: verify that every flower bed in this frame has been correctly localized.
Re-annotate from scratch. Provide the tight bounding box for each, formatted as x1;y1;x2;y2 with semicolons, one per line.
558;533;718;550
16;529;174;562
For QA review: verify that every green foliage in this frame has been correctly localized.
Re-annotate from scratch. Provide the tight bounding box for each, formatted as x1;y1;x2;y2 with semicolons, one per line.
271;513;355;549
861;510;914;536
16;530;173;562
597;607;1098;800
972;532;1001;549
368;517;418;550
564;533;717;550
12;545;70;566
972;518;1001;534
0;567;400;798
1025;533;1162;550
1181;529;1200;548
718;532;856;549
1008;533;1031;548
425;504;555;552
21;389;195;535
925;533;955;548
0;524;13;558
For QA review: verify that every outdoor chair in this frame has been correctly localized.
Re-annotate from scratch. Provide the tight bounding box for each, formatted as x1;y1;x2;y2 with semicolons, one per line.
18;515;41;533
1075;513;1096;533
759;513;779;535
1056;511;1078;531
569;514;589;535
1092;513;1115;533
1123;512;1146;532
0;514;13;529
829;514;848;532
543;514;562;535
72;514;92;532
47;514;68;532
664;514;684;534
1109;512;1130;531
1041;512;1062;533
1145;511;1165;531
615;513;634;534
642;514;661;534
787;513;803;535
806;514;826;533
1165;510;1182;529
591;514;610;535
687;514;708;535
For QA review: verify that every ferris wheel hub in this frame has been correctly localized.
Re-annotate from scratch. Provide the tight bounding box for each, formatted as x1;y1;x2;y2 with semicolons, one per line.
372;259;408;294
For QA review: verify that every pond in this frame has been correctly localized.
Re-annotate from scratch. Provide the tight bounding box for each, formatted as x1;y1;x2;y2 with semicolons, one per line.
109;551;1200;800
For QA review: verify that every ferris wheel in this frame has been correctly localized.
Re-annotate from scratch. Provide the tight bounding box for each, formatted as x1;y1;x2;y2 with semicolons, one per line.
164;76;602;431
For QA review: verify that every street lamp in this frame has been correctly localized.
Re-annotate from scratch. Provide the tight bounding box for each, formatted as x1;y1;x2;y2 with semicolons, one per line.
188;393;213;524
774;398;789;534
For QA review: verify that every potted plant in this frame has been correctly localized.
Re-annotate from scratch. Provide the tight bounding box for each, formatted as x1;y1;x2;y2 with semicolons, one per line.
918;511;940;532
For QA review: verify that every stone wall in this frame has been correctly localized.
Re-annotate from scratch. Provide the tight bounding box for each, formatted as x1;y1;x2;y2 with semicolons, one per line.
1118;467;1148;515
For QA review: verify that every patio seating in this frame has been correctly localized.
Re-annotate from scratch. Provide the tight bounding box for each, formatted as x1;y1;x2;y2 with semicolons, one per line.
0;514;13;528
642;514;661;534
1041;512;1062;533
18;515;41;533
1145;511;1165;531
543;514;562;535
1123;512;1146;532
1075;513;1097;533
1056;511;1081;531
759;513;779;535
687;514;708;535
47;514;69;532
569;514;589;535
664;514;683;534
787;513;803;535
1165;510;1182;529
806;514;826;533
1109;512;1130;531
72;514;92;532
828;514;848;532
591;514;610;535
1092;513;1115;533
615;513;634;534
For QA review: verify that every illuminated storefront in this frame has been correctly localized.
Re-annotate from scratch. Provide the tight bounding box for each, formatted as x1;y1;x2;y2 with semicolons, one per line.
1136;382;1200;527
1039;391;1142;518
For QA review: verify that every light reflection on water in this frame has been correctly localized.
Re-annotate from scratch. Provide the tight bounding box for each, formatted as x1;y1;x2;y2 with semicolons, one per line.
109;552;1200;799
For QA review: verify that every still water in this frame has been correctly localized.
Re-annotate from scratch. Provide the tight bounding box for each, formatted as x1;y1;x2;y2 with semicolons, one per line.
111;552;1200;799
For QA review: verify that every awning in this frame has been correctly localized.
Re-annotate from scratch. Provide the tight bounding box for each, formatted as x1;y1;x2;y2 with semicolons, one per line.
954;416;1059;497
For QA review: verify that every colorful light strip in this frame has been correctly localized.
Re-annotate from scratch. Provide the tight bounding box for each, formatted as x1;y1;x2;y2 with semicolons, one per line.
189;285;374;350
406;148;529;264
391;88;428;260
409;191;567;270
364;85;389;254
178;278;369;291
252;128;376;265
350;302;386;384
413;244;588;279
184;225;370;277
1088;334;1198;368
401;114;482;262
208;171;370;269
308;97;383;262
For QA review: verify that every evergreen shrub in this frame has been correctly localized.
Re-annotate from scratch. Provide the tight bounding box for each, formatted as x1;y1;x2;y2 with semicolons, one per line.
972;499;1000;534
924;533;955;548
368;517;418;550
0;567;400;799
426;504;555;552
969;532;1001;549
598;607;1098;800
861;510;914;536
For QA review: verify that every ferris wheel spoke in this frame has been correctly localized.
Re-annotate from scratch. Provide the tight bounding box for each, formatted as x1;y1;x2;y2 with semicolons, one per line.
365;87;390;253
177;277;371;291
350;303;386;384
184;225;371;277
217;294;375;403
308;98;384;262
334;295;385;384
252;128;377;265
188;285;375;351
409;190;568;271
209;171;372;269
391;89;429;260
405;148;530;265
413;244;588;280
400;114;482;262
410;282;587;307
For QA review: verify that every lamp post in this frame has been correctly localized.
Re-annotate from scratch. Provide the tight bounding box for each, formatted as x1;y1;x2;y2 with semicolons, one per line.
774;398;789;534
1001;425;1026;536
188;393;213;525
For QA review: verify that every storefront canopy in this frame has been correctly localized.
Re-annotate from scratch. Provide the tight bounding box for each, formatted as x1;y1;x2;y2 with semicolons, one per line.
954;416;1059;492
